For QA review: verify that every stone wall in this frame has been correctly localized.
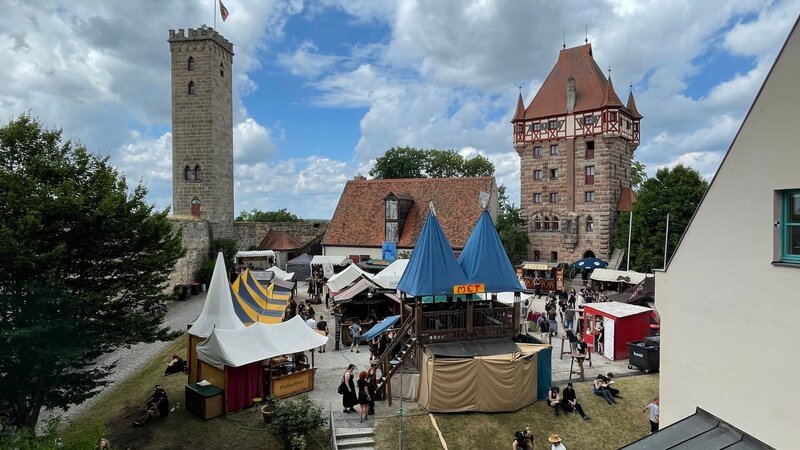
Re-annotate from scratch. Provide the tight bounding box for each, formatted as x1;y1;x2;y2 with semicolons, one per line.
168;216;212;288
233;221;329;251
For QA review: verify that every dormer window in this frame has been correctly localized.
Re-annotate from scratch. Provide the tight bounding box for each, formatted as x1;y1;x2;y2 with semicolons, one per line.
385;198;399;243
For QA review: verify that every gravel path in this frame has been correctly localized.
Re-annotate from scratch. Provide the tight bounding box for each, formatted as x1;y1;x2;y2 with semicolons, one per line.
39;293;207;430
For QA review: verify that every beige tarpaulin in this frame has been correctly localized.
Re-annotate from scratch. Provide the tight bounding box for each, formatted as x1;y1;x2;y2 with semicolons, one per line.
417;344;543;412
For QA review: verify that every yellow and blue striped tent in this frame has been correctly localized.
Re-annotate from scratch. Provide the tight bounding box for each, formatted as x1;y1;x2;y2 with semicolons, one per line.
231;269;290;325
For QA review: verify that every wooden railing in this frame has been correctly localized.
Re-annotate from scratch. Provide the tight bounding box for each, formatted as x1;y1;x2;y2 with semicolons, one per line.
414;305;515;343
472;307;515;339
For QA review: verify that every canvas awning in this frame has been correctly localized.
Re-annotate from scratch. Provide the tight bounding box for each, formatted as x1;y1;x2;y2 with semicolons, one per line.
196;315;329;369
373;259;409;289
189;253;246;338
265;266;294;281
311;255;351;278
230;269;290;325
332;278;374;302
494;292;532;306
286;253;313;280
425;338;521;358
361;315;401;341
521;262;558;270
326;264;374;293
235;250;275;258
589;269;648;284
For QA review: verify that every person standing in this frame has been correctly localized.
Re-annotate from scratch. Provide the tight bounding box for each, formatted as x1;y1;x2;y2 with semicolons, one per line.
643;397;659;434
341;364;357;414
564;307;575;332
561;383;591;420
548;433;567;450
305;315;317;330
316;315;328;353
366;367;378;414
356;370;371;422
349;322;362;353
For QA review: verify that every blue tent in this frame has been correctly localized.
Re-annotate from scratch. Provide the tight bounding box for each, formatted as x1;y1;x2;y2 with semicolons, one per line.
361;315;401;341
458;210;523;293
397;211;469;297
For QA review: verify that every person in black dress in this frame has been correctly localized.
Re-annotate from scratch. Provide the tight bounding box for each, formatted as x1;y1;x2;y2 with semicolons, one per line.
357;370;371;422
341;364;357;414
366;367;378;414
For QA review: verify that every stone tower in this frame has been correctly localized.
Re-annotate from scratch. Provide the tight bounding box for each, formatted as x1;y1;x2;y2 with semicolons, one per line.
168;27;235;238
512;43;642;264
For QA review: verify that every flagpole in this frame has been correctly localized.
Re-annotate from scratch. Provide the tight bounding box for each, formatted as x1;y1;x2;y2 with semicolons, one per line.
213;0;217;29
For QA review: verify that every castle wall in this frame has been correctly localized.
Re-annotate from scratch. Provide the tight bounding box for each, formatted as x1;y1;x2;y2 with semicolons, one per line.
167;216;212;288
233;221;329;251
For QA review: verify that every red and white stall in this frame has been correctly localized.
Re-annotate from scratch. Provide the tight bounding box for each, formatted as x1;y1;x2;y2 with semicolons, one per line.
582;302;651;361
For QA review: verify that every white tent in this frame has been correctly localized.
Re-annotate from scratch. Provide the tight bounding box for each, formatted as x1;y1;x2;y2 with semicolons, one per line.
311;255;351;278
326;263;374;293
590;269;648;284
493;291;533;306
196;315;330;369
373;259;410;289
265;266;294;281
235;250;276;258
189;252;245;338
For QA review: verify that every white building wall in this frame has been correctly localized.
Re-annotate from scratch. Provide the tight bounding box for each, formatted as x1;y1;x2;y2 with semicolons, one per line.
322;246;383;260
656;22;800;450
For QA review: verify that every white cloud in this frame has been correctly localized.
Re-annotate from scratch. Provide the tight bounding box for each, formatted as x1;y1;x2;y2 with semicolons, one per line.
234;118;278;164
656;151;724;181
277;40;343;77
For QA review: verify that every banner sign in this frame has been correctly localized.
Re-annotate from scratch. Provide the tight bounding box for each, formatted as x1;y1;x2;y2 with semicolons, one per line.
453;283;485;294
381;242;397;261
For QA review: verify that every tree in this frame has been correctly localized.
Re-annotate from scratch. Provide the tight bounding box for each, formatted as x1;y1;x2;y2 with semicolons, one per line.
631;159;648;193
236;208;301;222
369;146;495;179
613;164;708;272
0;115;184;429
496;185;529;265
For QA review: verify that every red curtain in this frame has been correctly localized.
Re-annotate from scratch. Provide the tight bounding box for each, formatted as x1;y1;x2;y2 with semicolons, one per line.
225;362;264;413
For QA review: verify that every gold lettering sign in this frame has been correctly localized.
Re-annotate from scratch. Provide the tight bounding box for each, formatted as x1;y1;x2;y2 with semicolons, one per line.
272;370;314;398
523;263;551;270
453;284;485;295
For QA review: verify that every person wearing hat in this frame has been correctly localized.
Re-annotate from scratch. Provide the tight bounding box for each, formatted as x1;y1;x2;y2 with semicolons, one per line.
548;433;566;449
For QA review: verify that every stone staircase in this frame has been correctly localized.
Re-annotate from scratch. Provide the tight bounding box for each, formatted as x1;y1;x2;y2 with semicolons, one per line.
335;427;375;449
607;248;625;270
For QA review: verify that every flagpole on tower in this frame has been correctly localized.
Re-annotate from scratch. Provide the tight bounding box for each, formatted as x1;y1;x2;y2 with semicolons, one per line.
213;0;217;29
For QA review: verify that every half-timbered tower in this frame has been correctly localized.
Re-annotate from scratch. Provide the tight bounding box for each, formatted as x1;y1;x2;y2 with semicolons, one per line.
512;43;642;265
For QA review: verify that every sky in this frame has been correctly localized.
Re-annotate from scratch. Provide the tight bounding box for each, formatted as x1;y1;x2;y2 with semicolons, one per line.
1;0;798;219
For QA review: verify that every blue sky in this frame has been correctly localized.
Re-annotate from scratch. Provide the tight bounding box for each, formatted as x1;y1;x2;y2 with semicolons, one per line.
1;0;798;219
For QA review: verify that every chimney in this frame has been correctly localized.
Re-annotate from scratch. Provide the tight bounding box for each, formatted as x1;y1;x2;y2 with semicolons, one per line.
567;76;576;113
353;174;367;181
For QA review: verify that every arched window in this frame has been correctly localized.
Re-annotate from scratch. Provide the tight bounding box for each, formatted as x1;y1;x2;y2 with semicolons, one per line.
552;216;559;231
219;62;224;77
586;216;594;232
533;216;541;231
193;165;201;181
188;81;196;95
543;216;551;231
183;165;191;180
188;57;195;71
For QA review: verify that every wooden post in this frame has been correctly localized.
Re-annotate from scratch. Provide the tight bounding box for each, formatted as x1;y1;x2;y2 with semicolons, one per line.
386;358;393;407
513;293;520;337
415;298;422;342
466;299;474;339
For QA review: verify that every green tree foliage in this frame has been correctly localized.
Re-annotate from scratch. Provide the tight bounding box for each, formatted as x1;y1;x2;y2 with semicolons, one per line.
269;396;326;449
236;208;301;222
631;159;648;193
613;164;708;272
369;146;495;179
0;115;184;429
496;185;529;265
196;238;238;284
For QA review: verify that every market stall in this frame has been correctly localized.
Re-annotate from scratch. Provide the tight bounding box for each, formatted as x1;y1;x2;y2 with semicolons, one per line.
333;278;396;346
326;263;374;294
518;262;565;293
195;315;329;414
589;269;648;293
235;250;277;270
230;269;290;325
310;255;350;278
286;253;313;281
372;258;409;289
582;302;651;361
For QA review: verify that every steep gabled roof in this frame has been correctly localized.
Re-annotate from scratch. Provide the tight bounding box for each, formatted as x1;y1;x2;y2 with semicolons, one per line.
512;91;525;122
257;229;302;251
627;90;643;119
618;187;637;212
322;177;496;249
523;43;627;120
458;210;523;292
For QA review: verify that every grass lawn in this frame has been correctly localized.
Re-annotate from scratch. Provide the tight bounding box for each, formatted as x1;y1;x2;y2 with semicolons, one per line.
60;334;328;449
375;373;659;450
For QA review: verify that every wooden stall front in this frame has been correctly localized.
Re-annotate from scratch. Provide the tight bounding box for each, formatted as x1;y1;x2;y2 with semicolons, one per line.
266;354;317;399
519;262;565;293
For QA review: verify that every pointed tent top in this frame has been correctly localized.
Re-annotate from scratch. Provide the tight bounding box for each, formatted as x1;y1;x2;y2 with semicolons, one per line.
458;210;523;293
601;75;624;108
626;89;643;119
188;252;246;337
512;90;526;122
397;211;469;297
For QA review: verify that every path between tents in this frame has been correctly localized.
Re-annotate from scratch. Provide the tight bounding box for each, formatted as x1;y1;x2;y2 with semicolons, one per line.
38;293;208;430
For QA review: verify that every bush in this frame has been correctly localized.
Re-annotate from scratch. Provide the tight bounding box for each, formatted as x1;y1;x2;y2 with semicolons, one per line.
195;257;216;285
269;396;326;450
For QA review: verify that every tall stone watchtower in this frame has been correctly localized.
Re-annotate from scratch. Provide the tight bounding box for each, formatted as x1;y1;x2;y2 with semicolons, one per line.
512;43;642;264
168;26;235;238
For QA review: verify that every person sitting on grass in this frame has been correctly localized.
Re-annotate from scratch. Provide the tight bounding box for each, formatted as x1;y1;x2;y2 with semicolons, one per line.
603;372;622;398
512;427;534;450
593;374;616;405
163;354;186;376
547;386;563;416
133;385;169;426
560;383;591;420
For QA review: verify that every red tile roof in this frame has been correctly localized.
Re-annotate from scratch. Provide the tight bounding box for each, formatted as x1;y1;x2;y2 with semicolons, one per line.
257;230;303;251
521;44;626;120
322;177;497;249
627;91;643;119
513;92;525;121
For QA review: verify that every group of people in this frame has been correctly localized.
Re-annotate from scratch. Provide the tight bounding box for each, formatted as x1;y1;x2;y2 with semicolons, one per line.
132;385;170;426
284;298;316;323
339;364;380;422
592;372;622;405
513;428;567;450
547;383;591;420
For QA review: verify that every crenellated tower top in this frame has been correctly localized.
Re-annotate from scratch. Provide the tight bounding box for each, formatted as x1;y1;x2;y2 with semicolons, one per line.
168;26;234;55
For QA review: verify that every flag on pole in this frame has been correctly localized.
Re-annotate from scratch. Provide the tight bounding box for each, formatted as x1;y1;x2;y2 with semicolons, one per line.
219;0;229;21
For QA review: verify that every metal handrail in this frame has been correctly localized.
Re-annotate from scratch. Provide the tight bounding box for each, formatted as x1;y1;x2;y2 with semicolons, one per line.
330;405;338;450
